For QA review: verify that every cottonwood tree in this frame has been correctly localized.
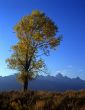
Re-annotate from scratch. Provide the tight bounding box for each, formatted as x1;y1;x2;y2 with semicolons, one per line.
6;10;62;91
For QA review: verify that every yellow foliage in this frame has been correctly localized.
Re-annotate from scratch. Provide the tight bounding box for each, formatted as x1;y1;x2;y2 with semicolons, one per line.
6;10;62;89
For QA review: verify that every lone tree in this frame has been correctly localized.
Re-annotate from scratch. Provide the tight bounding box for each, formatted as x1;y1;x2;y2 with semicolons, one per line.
6;10;62;91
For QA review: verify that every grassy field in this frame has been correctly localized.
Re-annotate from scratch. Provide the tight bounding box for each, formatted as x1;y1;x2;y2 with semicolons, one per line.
0;90;85;110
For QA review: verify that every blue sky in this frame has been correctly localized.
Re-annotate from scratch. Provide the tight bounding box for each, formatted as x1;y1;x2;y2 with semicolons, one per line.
0;0;85;79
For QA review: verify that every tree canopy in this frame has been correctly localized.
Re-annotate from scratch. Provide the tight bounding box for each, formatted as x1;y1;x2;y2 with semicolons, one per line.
6;10;62;91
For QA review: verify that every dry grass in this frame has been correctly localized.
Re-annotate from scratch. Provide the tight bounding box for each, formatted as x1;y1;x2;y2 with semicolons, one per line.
0;90;85;110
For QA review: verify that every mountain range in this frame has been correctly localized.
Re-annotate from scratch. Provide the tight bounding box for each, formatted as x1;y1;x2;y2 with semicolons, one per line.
0;73;85;91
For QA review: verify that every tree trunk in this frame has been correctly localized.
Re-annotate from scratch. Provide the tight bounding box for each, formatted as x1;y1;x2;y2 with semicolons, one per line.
24;80;28;91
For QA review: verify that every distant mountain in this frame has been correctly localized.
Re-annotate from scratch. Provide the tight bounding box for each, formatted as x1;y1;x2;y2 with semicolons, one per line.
0;74;21;91
0;73;85;91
